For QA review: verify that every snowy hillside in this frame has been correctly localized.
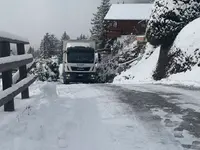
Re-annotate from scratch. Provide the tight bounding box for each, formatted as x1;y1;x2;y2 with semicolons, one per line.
97;35;145;83
114;17;200;87
114;44;158;83
160;17;200;86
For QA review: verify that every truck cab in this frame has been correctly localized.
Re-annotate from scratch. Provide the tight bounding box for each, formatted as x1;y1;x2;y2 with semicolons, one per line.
62;40;97;84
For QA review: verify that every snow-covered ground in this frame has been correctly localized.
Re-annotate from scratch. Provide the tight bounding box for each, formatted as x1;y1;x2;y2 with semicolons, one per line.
116;83;200;149
0;82;186;150
114;17;200;87
119;84;200;114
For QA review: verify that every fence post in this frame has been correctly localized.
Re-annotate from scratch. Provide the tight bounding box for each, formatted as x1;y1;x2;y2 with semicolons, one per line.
0;42;15;111
17;43;29;99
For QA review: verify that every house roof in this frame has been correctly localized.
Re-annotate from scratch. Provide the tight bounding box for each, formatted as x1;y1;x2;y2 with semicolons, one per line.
104;4;153;21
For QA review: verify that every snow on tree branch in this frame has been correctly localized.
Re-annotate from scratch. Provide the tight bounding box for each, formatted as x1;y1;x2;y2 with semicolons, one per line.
146;0;200;46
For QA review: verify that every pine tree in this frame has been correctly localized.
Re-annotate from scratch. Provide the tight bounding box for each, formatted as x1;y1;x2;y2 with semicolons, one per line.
77;34;88;40
49;34;60;56
40;33;60;59
90;0;111;49
40;33;51;59
27;46;35;57
58;31;70;63
33;49;41;59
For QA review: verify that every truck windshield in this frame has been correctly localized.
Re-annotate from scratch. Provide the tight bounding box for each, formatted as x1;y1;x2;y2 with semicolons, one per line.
67;48;95;63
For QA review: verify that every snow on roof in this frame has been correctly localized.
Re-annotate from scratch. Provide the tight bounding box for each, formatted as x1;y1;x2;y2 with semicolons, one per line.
65;40;96;49
104;4;153;20
0;31;29;44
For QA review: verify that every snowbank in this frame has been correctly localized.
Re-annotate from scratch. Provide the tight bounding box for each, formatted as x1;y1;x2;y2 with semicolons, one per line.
158;66;200;87
172;18;200;53
114;17;200;87
114;44;158;84
160;17;200;87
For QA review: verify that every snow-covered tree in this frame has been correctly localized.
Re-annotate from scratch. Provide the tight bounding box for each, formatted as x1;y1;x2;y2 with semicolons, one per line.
40;33;50;59
77;34;88;40
27;46;35;57
36;57;60;82
33;49;41;59
40;33;60;59
61;31;70;42
146;0;200;46
90;0;111;48
49;34;60;56
97;35;145;83
27;46;34;54
146;0;200;80
58;31;70;63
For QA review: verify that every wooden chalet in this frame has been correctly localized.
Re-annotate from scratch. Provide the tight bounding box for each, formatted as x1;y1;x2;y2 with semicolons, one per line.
104;4;152;39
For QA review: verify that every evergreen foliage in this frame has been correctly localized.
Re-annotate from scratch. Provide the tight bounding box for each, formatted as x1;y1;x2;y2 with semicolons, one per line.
90;0;111;48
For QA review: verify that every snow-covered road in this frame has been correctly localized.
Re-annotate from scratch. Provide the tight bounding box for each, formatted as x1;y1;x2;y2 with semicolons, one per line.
0;82;197;150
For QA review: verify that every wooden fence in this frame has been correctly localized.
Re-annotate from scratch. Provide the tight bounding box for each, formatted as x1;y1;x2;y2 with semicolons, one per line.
0;31;37;112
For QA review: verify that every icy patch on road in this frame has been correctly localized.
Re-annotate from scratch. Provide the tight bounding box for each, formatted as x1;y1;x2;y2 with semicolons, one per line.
120;84;200;112
152;108;200;149
118;84;200;149
95;86;183;150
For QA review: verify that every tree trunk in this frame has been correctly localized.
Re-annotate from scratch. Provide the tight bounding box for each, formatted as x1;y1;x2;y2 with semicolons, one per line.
153;42;173;80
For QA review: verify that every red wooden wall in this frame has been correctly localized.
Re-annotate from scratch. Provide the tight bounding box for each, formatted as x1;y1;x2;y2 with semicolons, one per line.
105;20;147;39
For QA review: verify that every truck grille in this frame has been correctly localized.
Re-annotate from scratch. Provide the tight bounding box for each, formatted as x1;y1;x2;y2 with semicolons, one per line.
71;67;91;71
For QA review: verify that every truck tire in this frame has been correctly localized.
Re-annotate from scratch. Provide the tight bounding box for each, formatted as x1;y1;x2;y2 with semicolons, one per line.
63;79;69;84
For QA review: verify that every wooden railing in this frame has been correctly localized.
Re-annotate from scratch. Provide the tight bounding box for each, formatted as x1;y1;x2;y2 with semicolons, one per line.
0;31;37;112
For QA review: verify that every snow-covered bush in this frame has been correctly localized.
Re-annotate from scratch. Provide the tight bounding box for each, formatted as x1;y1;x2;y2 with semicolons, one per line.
113;43;158;83
96;55;119;83
97;35;146;83
146;0;200;46
36;57;59;82
166;17;200;76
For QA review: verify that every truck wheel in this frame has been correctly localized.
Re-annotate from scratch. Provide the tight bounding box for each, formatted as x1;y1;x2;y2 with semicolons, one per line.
63;79;69;84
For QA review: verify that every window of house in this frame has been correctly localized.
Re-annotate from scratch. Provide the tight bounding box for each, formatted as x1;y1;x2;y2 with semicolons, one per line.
108;22;113;28
113;21;118;28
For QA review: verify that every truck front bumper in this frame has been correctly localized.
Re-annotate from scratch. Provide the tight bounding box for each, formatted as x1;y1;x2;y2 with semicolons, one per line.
63;72;96;83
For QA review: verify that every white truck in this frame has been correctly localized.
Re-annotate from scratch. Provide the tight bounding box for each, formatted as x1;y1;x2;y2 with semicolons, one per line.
62;40;97;84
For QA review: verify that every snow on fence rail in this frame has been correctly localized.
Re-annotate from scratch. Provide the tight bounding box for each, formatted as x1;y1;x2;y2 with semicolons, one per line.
0;32;36;112
12;60;36;84
0;76;37;108
0;31;29;44
0;54;33;72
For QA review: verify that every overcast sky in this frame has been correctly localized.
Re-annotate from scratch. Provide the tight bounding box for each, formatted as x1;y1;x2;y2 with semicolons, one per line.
0;0;151;48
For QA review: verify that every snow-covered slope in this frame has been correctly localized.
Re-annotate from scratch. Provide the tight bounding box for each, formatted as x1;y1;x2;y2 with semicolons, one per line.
114;17;200;87
159;17;200;86
114;44;158;83
97;35;146;83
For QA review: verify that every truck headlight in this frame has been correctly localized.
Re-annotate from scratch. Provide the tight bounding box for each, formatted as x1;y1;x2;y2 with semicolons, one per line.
66;74;70;79
91;74;95;79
